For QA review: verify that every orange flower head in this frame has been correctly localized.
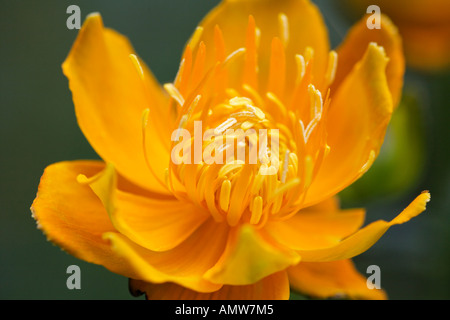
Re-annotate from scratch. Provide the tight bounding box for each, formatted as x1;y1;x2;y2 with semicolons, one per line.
31;0;429;300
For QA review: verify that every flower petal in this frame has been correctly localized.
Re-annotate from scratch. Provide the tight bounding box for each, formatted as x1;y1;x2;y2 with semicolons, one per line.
130;271;289;300
204;224;300;286
296;192;430;262
78;164;210;252
196;0;329;90
266;205;365;250
305;43;393;206
30;161;142;278
102;218;229;293
62;13;171;194
111;194;210;252
288;260;387;299
331;14;404;107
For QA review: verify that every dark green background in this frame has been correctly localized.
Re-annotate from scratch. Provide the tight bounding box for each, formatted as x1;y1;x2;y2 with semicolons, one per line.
1;0;449;299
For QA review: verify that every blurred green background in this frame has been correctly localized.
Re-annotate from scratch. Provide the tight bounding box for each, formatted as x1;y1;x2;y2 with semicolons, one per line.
1;0;449;299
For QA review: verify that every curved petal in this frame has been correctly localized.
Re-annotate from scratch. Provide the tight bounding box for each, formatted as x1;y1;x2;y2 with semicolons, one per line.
111;193;210;252
266;206;365;250
305;43;393;206
296;192;430;262
288;260;387;300
62;13;171;194
130;271;289;300
102;218;229;293
331;14;404;107
78;164;209;252
30;161;143;279
203;224;300;286
195;0;329;90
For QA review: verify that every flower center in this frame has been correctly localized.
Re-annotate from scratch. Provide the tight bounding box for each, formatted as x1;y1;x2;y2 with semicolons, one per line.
147;13;337;227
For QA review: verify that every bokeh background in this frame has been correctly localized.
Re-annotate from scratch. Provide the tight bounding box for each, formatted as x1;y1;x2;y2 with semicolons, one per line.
1;0;449;299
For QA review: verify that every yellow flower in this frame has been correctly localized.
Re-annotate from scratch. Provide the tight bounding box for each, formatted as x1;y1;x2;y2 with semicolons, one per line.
345;0;450;71
32;0;430;300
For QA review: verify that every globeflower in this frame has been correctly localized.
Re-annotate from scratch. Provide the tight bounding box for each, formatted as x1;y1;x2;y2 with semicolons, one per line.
32;0;430;300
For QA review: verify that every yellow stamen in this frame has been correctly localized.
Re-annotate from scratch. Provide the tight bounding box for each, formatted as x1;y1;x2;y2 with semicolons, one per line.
229;96;253;107
295;54;306;85
164;83;185;107
281;149;290;183
250;196;263;224
141;108;169;190
225;88;240;98
223;47;246;66
255;27;261;49
304;46;314;63
214;117;237;135
227;166;253;226
251;171;265;195
214;25;226;62
325;50;338;86
188;26;203;49
308;84;316;120
250;105;266;120
128;54;144;80
269;177;300;201
266;92;287;118
220;179;232;211
271;182;284;214
174;58;185;86
278;13;289;47
241;121;254;130
242;84;263;107
177;45;192;95
360;150;376;175
289;152;299;174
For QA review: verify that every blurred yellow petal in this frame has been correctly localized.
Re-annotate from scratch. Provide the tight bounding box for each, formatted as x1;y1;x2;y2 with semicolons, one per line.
62;13;171;194
130;271;289;300
266;206;365;250
296;192;430;262
288;260;387;300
